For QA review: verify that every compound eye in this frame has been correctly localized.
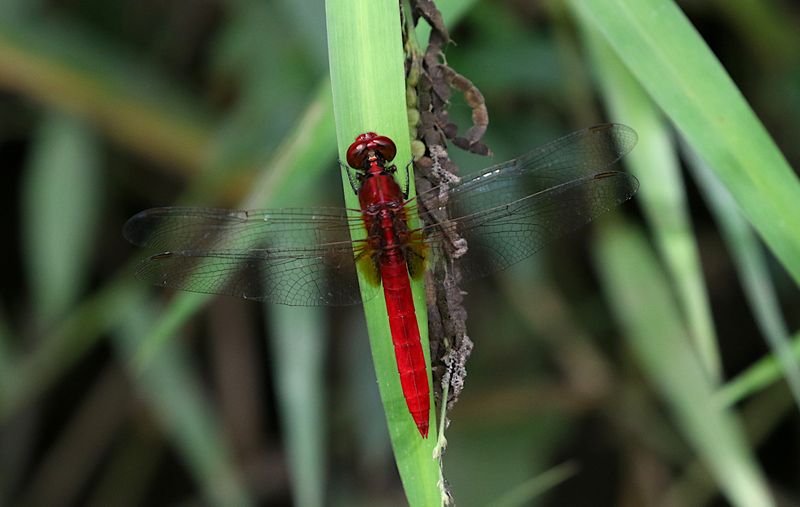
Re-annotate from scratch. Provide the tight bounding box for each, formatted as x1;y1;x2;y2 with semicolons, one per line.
346;132;397;169
369;135;396;163
346;132;375;169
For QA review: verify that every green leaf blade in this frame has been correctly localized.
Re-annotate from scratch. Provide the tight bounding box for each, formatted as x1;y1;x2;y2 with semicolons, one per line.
579;22;721;380
325;0;439;504
595;221;775;507
22;112;102;324
571;0;800;286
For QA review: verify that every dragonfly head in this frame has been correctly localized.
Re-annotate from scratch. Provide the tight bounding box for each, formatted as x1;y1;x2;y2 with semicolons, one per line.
346;132;397;171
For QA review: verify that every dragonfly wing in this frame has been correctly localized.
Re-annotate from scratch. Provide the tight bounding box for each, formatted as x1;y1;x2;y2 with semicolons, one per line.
414;123;637;220
125;207;377;306
134;244;374;306
124;207;363;251
420;126;638;281
428;172;638;281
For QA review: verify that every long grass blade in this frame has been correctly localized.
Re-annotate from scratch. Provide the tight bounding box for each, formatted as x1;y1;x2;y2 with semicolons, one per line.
268;306;327;507
595;220;775;507
684;146;800;409
578;20;721;381
716;331;800;407
116;300;254;507
22;112;101;324
487;461;578;507
570;0;800;287
325;0;439;504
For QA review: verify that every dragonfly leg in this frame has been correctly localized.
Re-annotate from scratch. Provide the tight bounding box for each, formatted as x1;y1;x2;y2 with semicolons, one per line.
402;161;412;198
339;159;360;194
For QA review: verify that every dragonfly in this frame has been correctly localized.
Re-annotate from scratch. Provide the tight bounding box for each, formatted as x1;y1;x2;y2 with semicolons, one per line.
124;123;638;438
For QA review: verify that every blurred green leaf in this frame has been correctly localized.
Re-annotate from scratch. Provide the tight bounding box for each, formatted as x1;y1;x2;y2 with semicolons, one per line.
133;83;335;368
1;80;334;427
685;146;800;409
414;0;476;44
69;80;334;504
269;306;326;507
0;16;213;173
487;461;577;507
0;281;141;420
445;416;572;507
717;331;800;407
208;1;323;175
125;83;336;507
667;378;794;507
570;0;800;287
276;0;328;68
116;298;254;507
342;312;392;467
22;112;101;324
580;23;721;380
595;220;774;507
447;6;562;95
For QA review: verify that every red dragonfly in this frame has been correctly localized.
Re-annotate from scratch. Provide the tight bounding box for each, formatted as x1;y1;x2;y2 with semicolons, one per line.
124;124;638;438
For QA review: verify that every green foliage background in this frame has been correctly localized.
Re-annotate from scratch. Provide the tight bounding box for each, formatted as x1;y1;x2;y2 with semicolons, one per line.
0;0;799;506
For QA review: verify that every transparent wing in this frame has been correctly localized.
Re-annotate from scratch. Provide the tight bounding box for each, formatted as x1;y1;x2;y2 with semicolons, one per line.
124;207;362;251
415;124;638;279
123;207;373;306
413;124;637;218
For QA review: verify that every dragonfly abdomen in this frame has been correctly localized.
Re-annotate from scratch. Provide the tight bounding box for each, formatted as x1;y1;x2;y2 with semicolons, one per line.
379;258;430;437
